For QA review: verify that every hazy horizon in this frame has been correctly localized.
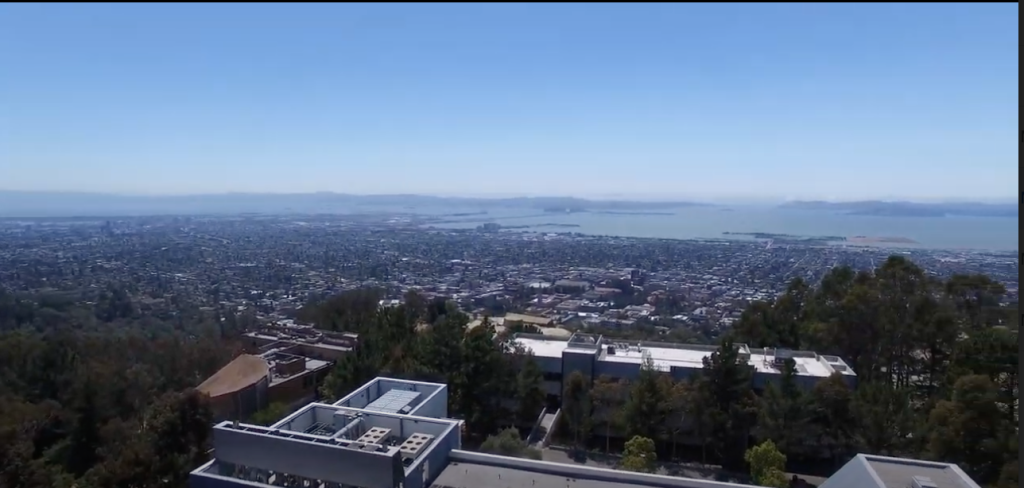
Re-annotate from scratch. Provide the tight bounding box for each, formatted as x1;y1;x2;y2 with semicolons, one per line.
1;4;1018;200
0;188;1017;206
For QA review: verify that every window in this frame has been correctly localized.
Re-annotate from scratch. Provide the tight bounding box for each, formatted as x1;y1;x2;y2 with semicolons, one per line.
542;372;562;382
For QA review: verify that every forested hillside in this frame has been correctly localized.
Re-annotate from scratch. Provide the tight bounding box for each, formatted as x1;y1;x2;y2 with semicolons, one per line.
0;291;245;488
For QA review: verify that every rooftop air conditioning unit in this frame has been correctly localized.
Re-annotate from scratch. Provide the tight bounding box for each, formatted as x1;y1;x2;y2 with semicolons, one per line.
399;433;435;460
355;427;392;445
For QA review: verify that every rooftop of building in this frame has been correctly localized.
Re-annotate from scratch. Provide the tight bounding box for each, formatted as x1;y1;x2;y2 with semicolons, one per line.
432;452;759;488
514;332;856;379
196;354;270;398
502;313;555;326
192;377;461;488
820;454;982;488
244;324;358;352
196;349;332;398
333;376;448;415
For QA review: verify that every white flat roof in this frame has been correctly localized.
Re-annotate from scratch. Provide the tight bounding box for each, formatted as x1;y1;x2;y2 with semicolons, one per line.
516;336;572;359
513;336;845;378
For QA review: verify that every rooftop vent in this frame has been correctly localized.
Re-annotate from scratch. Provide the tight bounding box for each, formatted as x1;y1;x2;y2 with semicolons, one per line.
355;427;392;445
399;433;434;460
910;476;938;488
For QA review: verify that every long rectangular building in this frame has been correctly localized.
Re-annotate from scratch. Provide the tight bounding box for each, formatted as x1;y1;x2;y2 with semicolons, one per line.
513;332;857;399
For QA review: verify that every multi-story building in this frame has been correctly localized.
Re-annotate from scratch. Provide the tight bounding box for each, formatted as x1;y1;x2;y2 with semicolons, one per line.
513;331;857;401
244;323;358;362
190;376;980;488
197;348;333;422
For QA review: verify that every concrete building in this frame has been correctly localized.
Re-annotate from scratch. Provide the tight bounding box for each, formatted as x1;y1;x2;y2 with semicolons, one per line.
513;332;857;400
244;324;358;362
198;349;332;422
191;376;981;488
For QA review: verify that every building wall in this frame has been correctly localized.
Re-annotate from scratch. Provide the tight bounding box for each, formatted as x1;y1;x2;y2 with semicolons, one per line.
561;349;597;384
411;386;448;419
209;376;269;423
533;355;562;375
594;359;641;382
267;373;318;407
753;370;819;391
403;423;461;488
212;425;401;488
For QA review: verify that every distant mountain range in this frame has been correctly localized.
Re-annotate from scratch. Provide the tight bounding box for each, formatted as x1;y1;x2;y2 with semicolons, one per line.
780;200;1018;218
0;191;711;218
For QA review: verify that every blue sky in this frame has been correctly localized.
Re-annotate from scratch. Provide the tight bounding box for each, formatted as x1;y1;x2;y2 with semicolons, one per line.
0;3;1017;202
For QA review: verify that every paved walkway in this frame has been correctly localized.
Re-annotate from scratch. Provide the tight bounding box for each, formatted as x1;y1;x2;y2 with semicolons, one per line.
528;410;559;449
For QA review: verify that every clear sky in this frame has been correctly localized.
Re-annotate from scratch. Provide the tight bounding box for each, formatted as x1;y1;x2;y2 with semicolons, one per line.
0;3;1017;202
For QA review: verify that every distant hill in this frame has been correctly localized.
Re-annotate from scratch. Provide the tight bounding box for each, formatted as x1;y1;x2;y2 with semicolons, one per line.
0;191;711;218
780;200;1018;218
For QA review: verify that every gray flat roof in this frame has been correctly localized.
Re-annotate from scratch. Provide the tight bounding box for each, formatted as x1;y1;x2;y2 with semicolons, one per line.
863;455;981;488
431;460;757;488
431;461;652;488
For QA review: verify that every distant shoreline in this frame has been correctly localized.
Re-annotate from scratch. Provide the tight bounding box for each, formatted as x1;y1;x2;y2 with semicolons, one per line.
723;232;920;245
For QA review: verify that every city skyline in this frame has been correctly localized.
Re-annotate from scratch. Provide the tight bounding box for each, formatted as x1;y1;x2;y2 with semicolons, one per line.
1;3;1018;200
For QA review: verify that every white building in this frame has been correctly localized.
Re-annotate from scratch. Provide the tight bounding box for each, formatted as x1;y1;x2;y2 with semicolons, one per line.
512;332;857;399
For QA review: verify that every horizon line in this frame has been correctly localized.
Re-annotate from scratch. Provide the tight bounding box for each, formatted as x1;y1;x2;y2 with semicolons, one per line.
0;189;1017;205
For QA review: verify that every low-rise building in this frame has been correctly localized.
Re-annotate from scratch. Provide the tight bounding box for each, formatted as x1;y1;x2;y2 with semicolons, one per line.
513;331;857;399
197;349;333;422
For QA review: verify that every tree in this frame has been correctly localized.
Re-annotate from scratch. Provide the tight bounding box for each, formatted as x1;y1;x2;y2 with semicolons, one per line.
808;373;856;468
698;337;758;471
250;402;290;426
591;375;628;453
744;440;788;488
560;371;592;450
755;359;811;459
620;435;657;473
623;357;667;440
479;428;542;460
514;355;546;425
944;274;1006;330
662;377;688;460
682;377;714;464
454;322;515;438
851;381;916;456
65;378;101;477
926;375;1009;484
952;326;1018;424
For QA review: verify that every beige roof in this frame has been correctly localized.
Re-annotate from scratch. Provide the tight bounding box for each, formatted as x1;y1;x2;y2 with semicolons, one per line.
197;354;270;398
502;313;553;326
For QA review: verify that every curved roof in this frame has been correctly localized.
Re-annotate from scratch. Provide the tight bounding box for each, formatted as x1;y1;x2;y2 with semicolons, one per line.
197;354;270;398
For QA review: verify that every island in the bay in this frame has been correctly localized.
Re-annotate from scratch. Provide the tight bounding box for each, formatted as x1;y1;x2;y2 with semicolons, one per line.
723;232;919;246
